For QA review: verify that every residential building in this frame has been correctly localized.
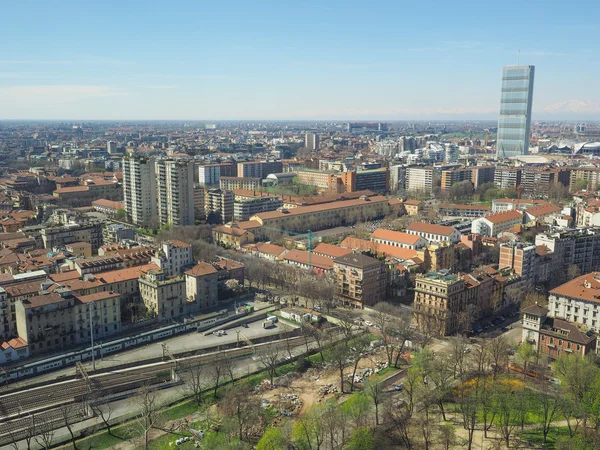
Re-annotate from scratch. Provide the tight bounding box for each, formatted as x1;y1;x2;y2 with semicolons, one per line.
305;133;320;151
66;242;92;258
412;271;473;336
389;164;407;192
492;198;548;213
406;167;437;194
333;253;386;308
139;269;187;321
521;304;597;359
193;184;205;220
205;189;234;224
405;222;462;244
220;177;262;191
370;228;427;249
122;155;157;227
155;159;195;226
0;287;8;341
283;249;334;273
337;169;390;193
569;167;600;192
102;224;135;245
521;168;570;198
237;161;283;180
471;166;496;188
0;337;29;365
524;203;562;224
40;222;103;252
494;167;522;190
496;65;535;159
402;199;423;216
471;210;524;237
499;242;536;283
151;240;192;277
440;168;473;190
234;196;283;222
212;224;255;248
536;228;600;278
197;164;221;186
547;273;600;334
295;168;337;190
185;262;219;310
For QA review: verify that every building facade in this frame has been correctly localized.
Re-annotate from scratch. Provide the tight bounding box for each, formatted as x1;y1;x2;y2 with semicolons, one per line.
333;253;386;308
122;155;157;227
496;65;535;158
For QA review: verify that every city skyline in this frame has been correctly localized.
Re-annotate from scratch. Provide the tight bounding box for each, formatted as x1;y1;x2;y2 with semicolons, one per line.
1;0;600;120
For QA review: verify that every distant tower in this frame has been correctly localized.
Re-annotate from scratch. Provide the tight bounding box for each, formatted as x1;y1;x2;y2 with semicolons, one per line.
305;133;320;151
496;65;535;159
107;141;117;154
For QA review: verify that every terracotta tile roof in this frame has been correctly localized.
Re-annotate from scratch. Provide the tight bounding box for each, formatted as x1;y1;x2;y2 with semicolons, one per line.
50;271;80;282
23;292;66;309
92;199;125;210
406;222;457;236
237;220;262;230
255;242;287;257
1;337;28;350
339;237;378;253
213;259;244;271
525;203;562;217
54;186;90;194
4;280;42;297
75;291;120;304
167;239;192;249
550;273;600;303
403;200;422;206
98;263;159;284
541;317;596;345
375;243;418;260
283;249;334;270
253;196;389;221
185;262;218;277
482;210;523;224
535;245;552;256
522;303;549;316
313;243;352;258
371;228;422;245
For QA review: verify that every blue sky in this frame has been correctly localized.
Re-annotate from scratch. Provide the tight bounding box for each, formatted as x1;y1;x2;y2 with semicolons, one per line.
1;0;599;120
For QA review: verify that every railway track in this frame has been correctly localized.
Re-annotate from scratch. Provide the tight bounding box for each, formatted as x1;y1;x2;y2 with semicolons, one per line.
0;366;167;421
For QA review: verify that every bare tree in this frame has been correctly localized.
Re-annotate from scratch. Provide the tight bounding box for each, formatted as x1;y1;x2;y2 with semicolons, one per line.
257;341;281;386
221;382;260;442
133;386;161;450
91;399;114;436
59;404;81;449
33;415;55;450
183;362;205;405
210;355;226;400
348;334;372;392
488;335;509;380
330;342;351;393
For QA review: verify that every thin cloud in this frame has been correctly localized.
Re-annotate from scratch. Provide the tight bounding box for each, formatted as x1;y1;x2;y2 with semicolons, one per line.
0;85;127;103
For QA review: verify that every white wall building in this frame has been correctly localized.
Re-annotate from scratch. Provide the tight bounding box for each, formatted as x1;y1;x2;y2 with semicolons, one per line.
122;155;157;227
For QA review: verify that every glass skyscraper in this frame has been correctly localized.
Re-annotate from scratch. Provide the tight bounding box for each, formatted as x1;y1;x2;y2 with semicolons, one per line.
496;65;535;159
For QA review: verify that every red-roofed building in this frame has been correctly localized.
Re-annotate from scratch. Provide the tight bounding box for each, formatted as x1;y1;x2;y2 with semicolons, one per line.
471;210;524;237
370;228;427;249
283;249;334;273
406;222;461;244
312;243;352;259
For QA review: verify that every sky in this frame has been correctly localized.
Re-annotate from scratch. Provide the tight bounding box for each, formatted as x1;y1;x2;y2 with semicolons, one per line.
1;0;599;121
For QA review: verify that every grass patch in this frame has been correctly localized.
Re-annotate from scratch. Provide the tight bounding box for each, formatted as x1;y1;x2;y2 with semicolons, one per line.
161;399;199;422
518;426;572;449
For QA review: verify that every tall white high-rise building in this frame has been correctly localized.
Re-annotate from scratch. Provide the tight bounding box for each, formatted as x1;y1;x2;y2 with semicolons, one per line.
122;155;157;226
198;164;221;186
496;65;535;159
305;133;320;151
107;141;117;154
156;159;195;227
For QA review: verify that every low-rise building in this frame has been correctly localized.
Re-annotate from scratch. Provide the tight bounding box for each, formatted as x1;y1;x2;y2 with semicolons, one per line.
438;203;490;218
66;242;93;257
212;224;255;248
471;210;524;237
370;228;427;249
521;304;597;359
139;269;187;321
405;222;461;244
92;199;125;216
185;262;219;310
548;273;600;333
280;307;322;323
151;240;193;277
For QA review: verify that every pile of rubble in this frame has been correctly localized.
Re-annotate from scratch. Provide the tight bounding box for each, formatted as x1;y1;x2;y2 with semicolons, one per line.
374;361;389;373
278;393;303;416
318;384;339;398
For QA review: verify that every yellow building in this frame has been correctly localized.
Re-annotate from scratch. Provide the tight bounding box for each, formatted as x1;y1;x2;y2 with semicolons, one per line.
66;242;93;257
212;224;255;248
138;269;187;321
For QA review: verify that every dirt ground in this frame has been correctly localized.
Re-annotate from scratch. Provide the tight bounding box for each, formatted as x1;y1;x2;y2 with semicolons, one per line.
262;347;392;417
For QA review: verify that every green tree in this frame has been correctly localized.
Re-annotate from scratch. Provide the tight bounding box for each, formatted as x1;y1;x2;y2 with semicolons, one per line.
515;342;537;377
256;427;288;450
114;208;127;221
347;427;375;450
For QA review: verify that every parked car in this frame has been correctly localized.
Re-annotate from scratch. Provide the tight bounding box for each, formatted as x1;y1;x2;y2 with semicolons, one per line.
394;383;404;391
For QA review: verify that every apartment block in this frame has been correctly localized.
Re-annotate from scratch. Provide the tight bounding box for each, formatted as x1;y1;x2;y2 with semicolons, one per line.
536;228;600;278
197;164;221;186
339;168;389;193
185;262;219;310
471;210;524;237
521;168;570;198
499;242;536;283
494;167;522;190
40;222;103;252
233;196;283;221
139;269;187;321
295;168;337;190
333;253;386;308
406;167;437;194
151;240;193;277
438;204;490;218
405;222;462;244
205;189;234;224
547;273;600;334
471;166;496;188
237;161;283;180
122;155;157;227
440;168;472;190
220;177;262;191
155;159;195;227
569;167;600;192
